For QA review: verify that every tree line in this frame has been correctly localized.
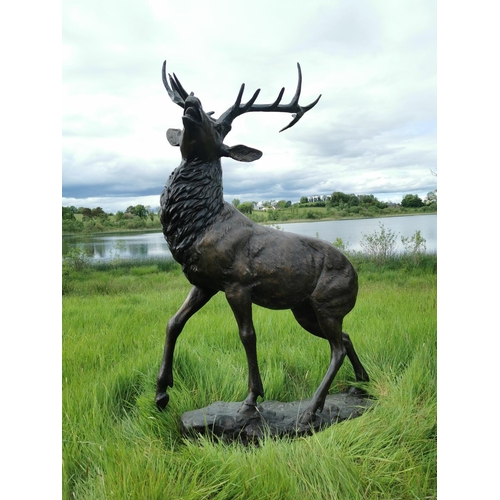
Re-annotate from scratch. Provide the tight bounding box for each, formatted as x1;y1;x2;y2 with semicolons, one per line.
62;204;161;233
231;190;436;221
63;190;436;234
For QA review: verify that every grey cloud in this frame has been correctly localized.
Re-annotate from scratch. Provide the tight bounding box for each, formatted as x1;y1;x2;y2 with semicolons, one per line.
62;149;170;198
62;0;436;211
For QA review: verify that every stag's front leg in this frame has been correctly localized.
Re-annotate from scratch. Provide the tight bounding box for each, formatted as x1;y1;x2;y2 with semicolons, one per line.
156;285;217;410
225;285;264;412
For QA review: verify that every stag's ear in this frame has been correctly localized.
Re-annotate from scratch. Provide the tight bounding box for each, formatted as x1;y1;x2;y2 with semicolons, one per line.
224;144;263;162
166;128;182;146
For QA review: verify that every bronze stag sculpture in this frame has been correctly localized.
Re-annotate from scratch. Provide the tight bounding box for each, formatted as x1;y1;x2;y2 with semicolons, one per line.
156;61;369;424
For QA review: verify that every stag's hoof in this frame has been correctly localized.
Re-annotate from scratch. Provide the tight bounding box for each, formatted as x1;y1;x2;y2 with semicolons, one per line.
155;392;169;411
237;402;258;414
347;386;368;397
299;409;317;425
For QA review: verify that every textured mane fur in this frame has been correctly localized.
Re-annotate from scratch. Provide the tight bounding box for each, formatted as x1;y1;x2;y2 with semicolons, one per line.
160;158;224;261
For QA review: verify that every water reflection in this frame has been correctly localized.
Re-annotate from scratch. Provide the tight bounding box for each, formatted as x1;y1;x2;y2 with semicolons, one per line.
62;215;436;262
62;232;173;262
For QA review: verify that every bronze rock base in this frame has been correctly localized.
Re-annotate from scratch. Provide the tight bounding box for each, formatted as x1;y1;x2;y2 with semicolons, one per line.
180;392;373;444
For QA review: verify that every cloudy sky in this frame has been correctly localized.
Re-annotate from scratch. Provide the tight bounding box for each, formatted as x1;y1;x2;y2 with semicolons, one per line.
4;3;500;491
62;0;436;213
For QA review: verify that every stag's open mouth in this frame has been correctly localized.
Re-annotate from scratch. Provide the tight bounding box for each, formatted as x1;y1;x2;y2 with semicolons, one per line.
183;105;202;124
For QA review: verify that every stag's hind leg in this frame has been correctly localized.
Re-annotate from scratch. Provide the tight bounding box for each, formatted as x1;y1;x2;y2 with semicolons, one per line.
292;304;369;386
298;308;347;424
156;285;217;410
342;332;369;387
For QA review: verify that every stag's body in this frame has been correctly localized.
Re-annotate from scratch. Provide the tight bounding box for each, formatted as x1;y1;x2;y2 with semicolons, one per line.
162;179;357;314
156;62;368;424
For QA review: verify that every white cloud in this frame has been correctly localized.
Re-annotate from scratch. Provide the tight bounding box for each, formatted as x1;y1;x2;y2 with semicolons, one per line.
62;0;437;212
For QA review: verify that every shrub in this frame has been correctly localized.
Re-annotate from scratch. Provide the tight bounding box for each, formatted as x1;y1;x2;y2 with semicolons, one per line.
360;223;398;265
63;245;91;272
401;230;427;262
267;209;280;221
83;220;104;233
332;237;352;255
306;210;319;219
62;219;84;233
126;217;147;229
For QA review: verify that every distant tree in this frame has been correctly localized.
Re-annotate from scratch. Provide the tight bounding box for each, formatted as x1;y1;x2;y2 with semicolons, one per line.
330;192;360;208
359;194;387;209
80;207;92;220
276;200;288;209
115;211;124;221
62;218;84;233
133;204;148;219
358;194;378;206
232;199;241;208
330;191;349;207
62;206;77;220
300;196;308;204
125;205;135;214
425;190;437;205
91;207;107;219
238;202;253;214
346;194;359;207
401;194;424;208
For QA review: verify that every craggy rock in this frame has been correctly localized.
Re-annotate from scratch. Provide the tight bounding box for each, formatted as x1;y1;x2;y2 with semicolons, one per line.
181;393;374;444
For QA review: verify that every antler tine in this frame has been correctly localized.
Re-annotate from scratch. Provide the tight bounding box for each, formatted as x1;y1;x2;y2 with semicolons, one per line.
289;62;303;107
217;63;321;135
249;87;286;112
240;86;261;112
278;91;322;133
170;72;189;101
216;84;261;132
162;61;186;109
302;94;322;112
276;63;322;132
233;83;245;109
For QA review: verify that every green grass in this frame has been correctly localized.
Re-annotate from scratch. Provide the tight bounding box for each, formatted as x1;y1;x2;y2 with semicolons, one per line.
63;257;436;499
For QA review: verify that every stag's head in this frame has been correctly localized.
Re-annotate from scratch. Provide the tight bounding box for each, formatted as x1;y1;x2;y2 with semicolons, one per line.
163;61;321;164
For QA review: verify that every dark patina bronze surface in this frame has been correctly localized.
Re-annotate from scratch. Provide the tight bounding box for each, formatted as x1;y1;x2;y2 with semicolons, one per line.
181;392;373;444
156;61;369;427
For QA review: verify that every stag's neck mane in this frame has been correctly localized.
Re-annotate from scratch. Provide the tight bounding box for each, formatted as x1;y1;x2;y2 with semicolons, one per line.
160;158;225;261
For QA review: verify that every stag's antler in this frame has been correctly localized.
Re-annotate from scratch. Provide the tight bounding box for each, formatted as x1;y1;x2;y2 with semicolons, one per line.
162;61;190;108
162;61;320;133
217;63;322;135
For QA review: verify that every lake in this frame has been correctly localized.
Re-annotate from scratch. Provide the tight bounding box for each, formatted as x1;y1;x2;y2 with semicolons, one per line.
62;214;436;262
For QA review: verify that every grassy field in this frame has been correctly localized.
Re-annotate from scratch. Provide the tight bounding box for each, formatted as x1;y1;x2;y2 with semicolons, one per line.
62;256;437;499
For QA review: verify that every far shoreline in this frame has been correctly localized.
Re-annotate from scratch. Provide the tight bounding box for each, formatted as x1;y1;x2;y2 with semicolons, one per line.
262;211;436;226
62;212;436;237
